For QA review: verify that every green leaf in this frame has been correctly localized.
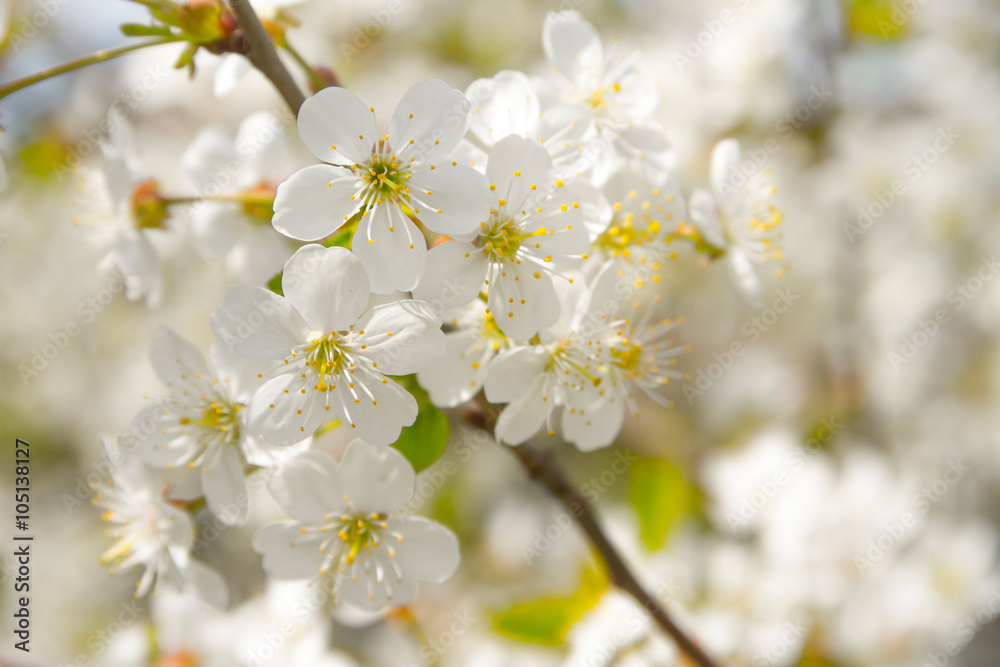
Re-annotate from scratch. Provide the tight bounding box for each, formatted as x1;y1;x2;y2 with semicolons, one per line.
266;271;283;296
628;457;701;551
796;657;848;667
848;0;907;40
391;378;448;472
493;566;607;646
120;23;174;37
323;219;358;249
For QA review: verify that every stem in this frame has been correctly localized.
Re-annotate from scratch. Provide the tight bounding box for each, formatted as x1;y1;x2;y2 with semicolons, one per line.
0;38;179;101
228;0;306;114
281;42;327;93
466;402;724;667
159;194;273;206
510;443;723;667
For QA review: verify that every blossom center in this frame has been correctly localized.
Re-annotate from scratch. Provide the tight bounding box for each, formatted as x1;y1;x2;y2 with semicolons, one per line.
336;513;388;566
610;340;642;373
179;400;240;443
585;82;620;110
303;334;346;389
481;217;544;263
361;153;409;204
596;214;660;256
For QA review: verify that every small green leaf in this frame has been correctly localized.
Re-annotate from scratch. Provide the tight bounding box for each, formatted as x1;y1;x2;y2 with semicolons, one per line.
323;218;358;249
493;566;607;646
266;271;283;296
120;23;174;37
391;379;448;472
629;457;701;551
173;43;199;75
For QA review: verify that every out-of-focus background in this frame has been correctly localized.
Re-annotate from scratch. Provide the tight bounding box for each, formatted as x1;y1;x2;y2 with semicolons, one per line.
1;0;999;665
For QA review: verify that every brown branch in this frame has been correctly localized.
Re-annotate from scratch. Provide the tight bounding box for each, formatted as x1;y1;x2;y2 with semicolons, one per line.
467;402;723;667
227;0;306;114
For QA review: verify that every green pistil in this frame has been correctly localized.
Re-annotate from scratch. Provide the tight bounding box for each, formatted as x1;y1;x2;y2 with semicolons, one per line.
596;214;661;256
610;342;642;373
363;156;407;201
552;346;603;388
337;513;387;565
304;336;344;388
482;219;543;262
179;400;240;441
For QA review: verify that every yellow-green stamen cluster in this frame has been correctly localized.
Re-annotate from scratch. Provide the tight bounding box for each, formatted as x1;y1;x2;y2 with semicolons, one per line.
336;513;388;566
303;334;346;392
481;217;547;263
179;400;240;445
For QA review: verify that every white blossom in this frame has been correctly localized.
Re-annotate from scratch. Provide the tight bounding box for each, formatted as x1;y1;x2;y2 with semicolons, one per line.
689;139;784;307
271;79;492;293
253;441;460;611
93;437;227;607
211;244;444;446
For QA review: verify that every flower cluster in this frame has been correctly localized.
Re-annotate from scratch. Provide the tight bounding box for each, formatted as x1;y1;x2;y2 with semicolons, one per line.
88;6;786;624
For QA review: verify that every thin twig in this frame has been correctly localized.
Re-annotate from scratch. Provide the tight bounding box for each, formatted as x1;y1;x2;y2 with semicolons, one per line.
0;38;179;101
467;402;723;667
227;0;306;114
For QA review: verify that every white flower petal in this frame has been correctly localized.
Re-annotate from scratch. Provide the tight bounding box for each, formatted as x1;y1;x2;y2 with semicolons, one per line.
240;432;309;468
351;204;427;294
543;10;602;81
282;244;371;332
248;373;328;446
408;163;491;236
115;230;164;307
150;328;212;389
417;330;491;408
727;247;763;308
615;126;677;175
411;241;487;309
272;164;361;241
557;178;611;239
182;559;229;609
535;103;597;176
297;86;377;165
252;521;327;579
494;372;555;445
688;188;727;250
339;439;415;514
390;516;460;582
225;223;290;286
182;127;239;191
214;53;252;98
211;285;310;360
488;260;560;340
485;135;554;214
208;340;265;401
561;397;625;452
202;444;249;526
484;345;550;404
336;376;418;446
188;204;242;259
338;567;417;611
236;111;286;185
390;79;470;164
132;404;194;467
266;450;346;523
349;300;444;376
710;138;741;200
466;70;540;146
